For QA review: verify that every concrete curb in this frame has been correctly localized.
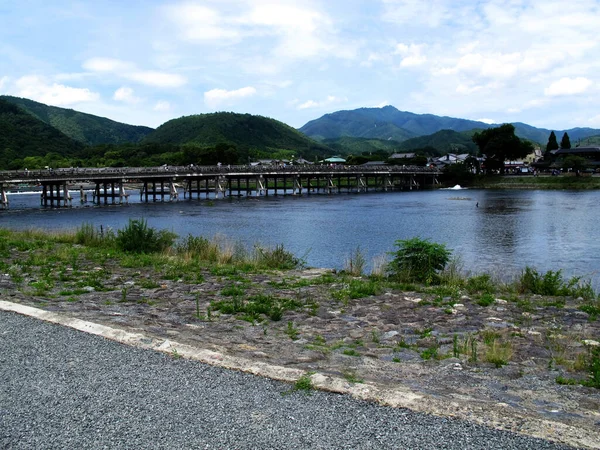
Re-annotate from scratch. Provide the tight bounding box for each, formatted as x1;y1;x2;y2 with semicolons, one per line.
1;300;598;449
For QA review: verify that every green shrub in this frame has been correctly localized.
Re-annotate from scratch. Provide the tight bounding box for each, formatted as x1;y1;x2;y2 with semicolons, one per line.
466;274;495;294
115;219;176;254
477;293;495;307
388;238;451;284
253;244;300;270
518;267;596;299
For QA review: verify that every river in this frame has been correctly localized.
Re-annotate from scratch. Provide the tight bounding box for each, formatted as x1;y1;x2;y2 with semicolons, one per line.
1;188;598;285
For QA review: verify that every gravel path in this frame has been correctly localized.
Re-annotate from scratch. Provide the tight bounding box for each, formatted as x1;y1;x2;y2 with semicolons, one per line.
0;311;576;449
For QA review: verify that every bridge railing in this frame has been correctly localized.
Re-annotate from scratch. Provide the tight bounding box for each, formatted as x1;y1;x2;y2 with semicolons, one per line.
0;164;440;182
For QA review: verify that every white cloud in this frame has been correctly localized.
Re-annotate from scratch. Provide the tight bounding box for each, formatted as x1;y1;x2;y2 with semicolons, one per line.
204;86;257;109
83;57;133;73
83;58;187;88
165;3;239;42
126;71;187;88
12;75;99;106
113;86;141;104
298;95;347;110
382;0;452;27
544;77;593;97
476;118;495;124
153;100;172;112
395;43;427;67
165;1;355;64
0;76;8;92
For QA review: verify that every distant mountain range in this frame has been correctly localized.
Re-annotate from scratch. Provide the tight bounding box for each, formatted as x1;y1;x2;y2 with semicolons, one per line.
299;105;600;147
2;96;600;171
0;96;153;146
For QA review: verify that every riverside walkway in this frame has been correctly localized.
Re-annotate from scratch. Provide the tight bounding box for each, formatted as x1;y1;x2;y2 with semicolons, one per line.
0;164;440;208
0;309;571;450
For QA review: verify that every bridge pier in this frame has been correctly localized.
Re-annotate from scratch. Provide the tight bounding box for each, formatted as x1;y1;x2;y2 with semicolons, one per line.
93;181;126;204
41;181;71;207
293;176;303;195
256;175;265;196
1;184;8;209
215;176;228;199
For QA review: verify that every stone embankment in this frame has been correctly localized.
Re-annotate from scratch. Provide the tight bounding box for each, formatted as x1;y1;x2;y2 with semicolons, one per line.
1;256;599;449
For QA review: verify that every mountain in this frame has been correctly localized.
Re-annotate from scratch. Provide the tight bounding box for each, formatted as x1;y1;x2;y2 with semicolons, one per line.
321;136;401;155
300;105;600;147
0;98;84;169
299;106;488;141
396;129;479;155
0;95;153;146
143;112;331;160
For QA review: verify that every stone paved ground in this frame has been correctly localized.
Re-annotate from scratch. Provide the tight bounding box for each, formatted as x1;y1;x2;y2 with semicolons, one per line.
1;261;599;448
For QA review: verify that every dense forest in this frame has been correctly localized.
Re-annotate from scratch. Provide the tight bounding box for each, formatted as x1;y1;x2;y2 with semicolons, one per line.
143;112;331;161
0;96;153;145
0;99;84;170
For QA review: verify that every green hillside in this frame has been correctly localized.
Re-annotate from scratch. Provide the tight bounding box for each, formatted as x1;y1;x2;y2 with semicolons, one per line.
0;98;83;170
300;105;600;148
1;95;153;146
397;129;479;155
321;136;401;155
143;112;331;161
299;106;486;140
576;135;600;146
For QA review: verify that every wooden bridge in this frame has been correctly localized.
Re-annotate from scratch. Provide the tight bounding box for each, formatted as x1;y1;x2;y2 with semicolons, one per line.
0;165;441;208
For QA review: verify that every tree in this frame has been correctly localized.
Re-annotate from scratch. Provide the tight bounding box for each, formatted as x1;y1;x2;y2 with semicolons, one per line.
560;132;571;150
546;131;559;153
464;155;481;174
561;155;587;174
472;124;534;174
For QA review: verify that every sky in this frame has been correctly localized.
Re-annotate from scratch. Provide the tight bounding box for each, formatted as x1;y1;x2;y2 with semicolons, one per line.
1;0;599;131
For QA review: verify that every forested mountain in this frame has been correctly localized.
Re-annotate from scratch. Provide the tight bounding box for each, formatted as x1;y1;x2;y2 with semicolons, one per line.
0;98;83;169
0;96;153;145
299;106;485;141
299;105;600;146
321;136;401;155
143;112;330;161
396;129;479;155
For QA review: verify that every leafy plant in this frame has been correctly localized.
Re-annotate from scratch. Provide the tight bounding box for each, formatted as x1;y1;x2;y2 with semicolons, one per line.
116;219;176;254
388;238;451;284
253;244;300;270
344;246;366;276
420;346;438;360
466;274;495;294
477;293;495;307
518;267;595;299
293;373;314;392
286;321;299;340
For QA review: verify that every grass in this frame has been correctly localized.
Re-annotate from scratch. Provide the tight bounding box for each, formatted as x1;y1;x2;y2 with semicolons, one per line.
556;346;600;388
477;293;495;307
420;346;439;360
211;294;302;322
291;373;314;393
286;321;299;340
579;303;600;321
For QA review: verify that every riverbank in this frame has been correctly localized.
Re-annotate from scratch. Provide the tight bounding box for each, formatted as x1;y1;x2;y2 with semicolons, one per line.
469;174;600;189
1;228;599;448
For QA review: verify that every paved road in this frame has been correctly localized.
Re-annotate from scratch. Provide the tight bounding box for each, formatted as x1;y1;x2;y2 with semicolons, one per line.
0;311;574;449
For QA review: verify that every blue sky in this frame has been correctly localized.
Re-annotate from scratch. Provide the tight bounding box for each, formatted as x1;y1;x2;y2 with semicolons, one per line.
1;0;599;130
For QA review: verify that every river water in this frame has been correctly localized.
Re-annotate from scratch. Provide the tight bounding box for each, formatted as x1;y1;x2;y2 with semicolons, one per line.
1;188;598;285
